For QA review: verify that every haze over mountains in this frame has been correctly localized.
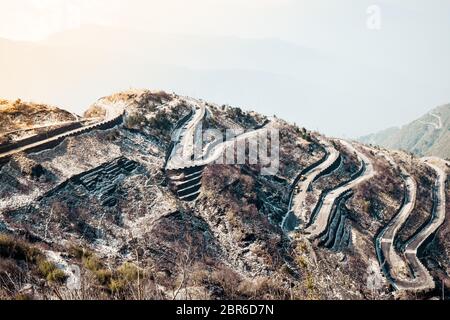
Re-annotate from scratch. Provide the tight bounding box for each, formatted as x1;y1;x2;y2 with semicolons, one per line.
359;104;450;159
1;25;449;138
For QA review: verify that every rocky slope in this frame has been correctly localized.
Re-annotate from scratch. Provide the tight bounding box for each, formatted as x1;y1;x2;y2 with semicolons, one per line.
0;90;448;300
359;104;450;159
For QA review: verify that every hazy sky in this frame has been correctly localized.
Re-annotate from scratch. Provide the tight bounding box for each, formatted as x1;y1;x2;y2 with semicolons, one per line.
1;0;449;137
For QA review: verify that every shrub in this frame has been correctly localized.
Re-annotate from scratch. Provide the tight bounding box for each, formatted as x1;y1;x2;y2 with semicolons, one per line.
117;263;140;282
14;293;33;301
0;234;41;263
296;256;308;269
67;245;85;260
46;269;68;283
108;278;126;293
38;260;56;276
148;112;172;132
237;276;290;299
95;269;113;286
82;255;103;272
0;235;67;284
37;259;67;283
305;273;315;292
150;91;172;102
125;113;147;128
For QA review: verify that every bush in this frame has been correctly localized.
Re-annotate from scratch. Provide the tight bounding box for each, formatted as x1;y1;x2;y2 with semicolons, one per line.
46;269;68;283
0;234;41;263
148;112;172;132
152;91;172;101
125;113;147;128
37;260;56;276
82;255;103;272
95;269;113;286
237;276;290;299
117;263;140;282
0;235;67;284
108;278;126;293
37;259;67;283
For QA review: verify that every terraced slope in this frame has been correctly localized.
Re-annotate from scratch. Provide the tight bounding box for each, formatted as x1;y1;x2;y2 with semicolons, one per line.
165;96;273;202
304;140;376;239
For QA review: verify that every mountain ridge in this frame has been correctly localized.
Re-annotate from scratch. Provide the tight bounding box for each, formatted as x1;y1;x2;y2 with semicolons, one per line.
359;104;450;159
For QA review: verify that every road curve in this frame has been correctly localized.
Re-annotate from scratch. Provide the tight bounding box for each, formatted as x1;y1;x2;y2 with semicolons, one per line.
0;100;125;161
166;97;272;171
282;137;340;231
399;158;447;291
419;112;443;130
376;153;417;288
165;98;206;171
376;155;447;292
303;140;375;240
165;96;274;201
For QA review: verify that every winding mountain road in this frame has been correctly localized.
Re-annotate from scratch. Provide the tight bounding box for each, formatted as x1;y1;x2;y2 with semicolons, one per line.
303;140;375;240
399;158;447;291
0;100;125;161
166;97;272;171
165;98;207;171
420;112;443;130
376;156;417;287
375;154;447;292
282;138;340;231
165;97;275;202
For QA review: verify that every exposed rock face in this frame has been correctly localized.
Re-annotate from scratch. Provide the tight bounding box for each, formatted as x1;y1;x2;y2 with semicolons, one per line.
0;90;448;300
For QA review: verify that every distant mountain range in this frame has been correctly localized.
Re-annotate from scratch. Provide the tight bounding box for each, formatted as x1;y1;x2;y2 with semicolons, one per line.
359;104;450;159
2;25;446;138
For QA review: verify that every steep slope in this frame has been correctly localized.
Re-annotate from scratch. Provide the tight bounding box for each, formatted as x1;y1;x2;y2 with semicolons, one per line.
0;90;448;300
359;104;450;159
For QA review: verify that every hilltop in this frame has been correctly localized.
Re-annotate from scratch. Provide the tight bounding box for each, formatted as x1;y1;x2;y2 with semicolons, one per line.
0;99;77;142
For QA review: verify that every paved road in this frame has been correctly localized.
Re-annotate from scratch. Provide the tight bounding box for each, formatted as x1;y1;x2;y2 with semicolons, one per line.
165;97;207;170
1;119;94;137
166;97;271;171
284;137;340;230
376;154;417;287
376;154;447;292
420;112;443;130
0;100;125;160
398;158;447;291
201;126;271;166
303;140;375;239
